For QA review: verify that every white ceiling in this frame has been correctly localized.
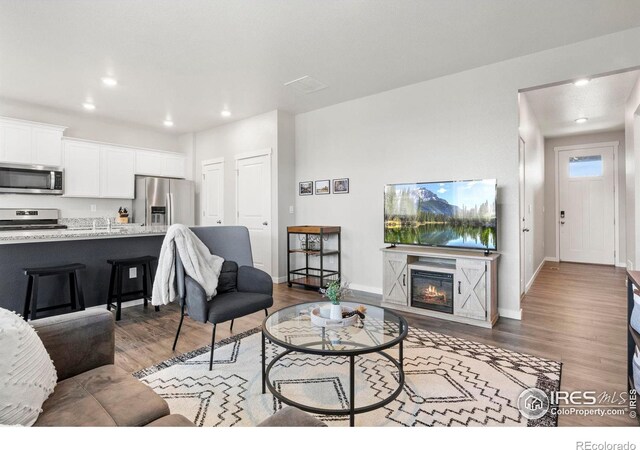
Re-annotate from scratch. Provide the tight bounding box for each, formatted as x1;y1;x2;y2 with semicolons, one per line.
1;1;640;134
523;70;640;137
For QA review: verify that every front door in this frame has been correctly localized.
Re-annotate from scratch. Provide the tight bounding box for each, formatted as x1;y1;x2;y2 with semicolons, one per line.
201;161;224;226
558;146;615;265
236;153;272;275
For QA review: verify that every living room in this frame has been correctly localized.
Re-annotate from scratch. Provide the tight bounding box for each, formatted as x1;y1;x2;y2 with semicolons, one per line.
1;1;640;448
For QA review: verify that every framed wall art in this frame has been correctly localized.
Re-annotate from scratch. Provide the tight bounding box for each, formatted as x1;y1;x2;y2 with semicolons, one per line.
333;178;349;194
315;180;330;195
299;181;313;196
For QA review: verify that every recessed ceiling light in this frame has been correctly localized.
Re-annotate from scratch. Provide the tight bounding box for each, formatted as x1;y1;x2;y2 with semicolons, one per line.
221;110;231;117
101;77;118;87
575;117;588;124
163;119;174;127
573;78;590;87
82;102;96;111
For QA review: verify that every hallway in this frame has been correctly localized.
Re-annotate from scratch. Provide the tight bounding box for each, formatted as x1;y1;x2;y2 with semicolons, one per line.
520;261;632;425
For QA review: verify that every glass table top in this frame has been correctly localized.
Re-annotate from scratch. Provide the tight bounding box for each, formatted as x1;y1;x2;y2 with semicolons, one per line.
263;301;407;354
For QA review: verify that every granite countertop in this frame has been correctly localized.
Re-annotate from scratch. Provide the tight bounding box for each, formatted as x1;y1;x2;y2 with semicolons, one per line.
0;224;170;244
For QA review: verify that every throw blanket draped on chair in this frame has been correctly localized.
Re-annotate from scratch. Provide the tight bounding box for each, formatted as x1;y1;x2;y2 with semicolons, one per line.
152;224;224;306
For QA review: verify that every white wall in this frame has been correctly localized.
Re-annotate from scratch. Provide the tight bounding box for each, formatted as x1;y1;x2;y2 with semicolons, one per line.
294;27;640;320
0;97;181;218
543;130;626;265
625;74;640;269
518;93;545;290
276;111;296;280
192;110;295;279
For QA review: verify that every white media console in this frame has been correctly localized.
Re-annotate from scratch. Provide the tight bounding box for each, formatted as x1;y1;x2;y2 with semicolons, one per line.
381;246;500;328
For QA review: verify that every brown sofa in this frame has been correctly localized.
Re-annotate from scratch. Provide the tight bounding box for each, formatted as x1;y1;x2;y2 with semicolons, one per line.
31;308;325;427
31;308;189;426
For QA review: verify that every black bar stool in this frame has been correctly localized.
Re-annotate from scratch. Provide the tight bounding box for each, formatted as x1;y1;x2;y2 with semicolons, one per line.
106;255;159;321
23;263;86;321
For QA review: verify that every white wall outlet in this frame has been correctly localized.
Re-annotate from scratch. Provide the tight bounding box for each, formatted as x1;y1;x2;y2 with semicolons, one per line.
90;204;97;212
289;205;294;214
129;267;137;279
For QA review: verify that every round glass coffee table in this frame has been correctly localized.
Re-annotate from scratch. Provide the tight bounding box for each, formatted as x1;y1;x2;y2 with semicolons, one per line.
261;302;408;426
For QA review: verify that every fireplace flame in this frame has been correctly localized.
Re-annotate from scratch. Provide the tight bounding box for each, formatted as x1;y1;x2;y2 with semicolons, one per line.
422;285;447;302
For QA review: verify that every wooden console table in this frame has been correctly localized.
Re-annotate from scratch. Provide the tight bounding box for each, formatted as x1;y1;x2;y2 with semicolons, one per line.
381;246;500;328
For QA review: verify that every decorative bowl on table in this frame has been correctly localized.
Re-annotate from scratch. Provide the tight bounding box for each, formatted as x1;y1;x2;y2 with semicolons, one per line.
310;305;357;328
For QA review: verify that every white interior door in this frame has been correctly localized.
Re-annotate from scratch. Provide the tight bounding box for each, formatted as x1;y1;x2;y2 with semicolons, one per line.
236;153;272;275
558;146;615;265
201;161;224;226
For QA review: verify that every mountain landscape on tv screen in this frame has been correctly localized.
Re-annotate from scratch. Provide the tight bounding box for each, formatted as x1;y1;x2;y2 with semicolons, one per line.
384;180;497;250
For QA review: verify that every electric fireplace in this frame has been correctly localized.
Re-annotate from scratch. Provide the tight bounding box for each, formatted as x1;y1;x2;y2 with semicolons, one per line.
410;269;454;314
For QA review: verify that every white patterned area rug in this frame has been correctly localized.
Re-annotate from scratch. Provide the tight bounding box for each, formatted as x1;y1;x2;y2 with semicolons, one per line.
134;326;561;427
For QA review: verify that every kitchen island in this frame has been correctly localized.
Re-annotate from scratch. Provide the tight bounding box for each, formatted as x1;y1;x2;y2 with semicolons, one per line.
0;225;170;314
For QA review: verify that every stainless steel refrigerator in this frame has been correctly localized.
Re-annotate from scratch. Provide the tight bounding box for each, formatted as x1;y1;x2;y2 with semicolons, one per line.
133;177;195;226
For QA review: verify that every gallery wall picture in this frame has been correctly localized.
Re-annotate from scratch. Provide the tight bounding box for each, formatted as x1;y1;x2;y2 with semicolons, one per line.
315;180;330;195
299;181;313;196
333;178;349;194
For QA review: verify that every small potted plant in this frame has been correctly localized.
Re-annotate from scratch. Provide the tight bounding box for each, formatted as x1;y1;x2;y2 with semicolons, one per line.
320;280;351;320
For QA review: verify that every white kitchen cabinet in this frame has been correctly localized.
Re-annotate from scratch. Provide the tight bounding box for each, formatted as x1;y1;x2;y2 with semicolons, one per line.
0;120;32;164
63;137;186;199
100;145;135;199
0;117;65;166
63;140;101;197
135;150;167;176
33;127;63;166
135;149;186;178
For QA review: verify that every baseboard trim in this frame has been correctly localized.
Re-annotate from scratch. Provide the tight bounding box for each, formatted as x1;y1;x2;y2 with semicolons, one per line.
525;259;545;293
615;263;626;268
349;283;383;296
498;307;522;320
544;256;559;262
271;276;287;284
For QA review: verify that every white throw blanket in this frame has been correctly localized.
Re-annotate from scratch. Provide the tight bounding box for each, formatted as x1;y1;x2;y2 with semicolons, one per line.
152;224;224;306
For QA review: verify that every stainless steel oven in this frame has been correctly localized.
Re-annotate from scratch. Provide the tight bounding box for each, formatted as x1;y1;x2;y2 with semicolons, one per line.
0;163;63;194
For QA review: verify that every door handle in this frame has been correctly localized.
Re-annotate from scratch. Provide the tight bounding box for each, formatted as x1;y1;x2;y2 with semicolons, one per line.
262;221;268;226
522;228;530;232
458;281;462;295
166;193;171;226
402;274;406;286
169;193;175;225
216;220;222;224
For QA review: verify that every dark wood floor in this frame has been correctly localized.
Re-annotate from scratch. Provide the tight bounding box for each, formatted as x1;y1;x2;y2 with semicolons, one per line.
114;261;636;426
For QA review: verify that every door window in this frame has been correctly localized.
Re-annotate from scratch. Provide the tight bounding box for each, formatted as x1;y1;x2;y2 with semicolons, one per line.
568;155;603;178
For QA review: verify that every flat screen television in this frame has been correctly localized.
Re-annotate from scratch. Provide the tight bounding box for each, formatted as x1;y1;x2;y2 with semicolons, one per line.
384;179;497;251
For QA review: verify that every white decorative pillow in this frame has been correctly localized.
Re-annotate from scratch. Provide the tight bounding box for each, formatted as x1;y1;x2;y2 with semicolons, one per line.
0;308;57;426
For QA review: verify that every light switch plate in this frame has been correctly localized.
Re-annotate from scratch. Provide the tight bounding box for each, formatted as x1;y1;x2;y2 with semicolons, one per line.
90;204;97;212
129;267;137;279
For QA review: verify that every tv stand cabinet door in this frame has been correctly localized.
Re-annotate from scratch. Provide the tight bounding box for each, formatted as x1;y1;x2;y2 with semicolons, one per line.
454;259;487;320
383;253;408;305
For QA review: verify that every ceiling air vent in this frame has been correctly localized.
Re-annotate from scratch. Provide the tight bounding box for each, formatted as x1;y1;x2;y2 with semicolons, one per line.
284;76;328;94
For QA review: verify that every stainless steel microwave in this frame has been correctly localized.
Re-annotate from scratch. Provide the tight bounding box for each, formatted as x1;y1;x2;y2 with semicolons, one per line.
0;163;63;194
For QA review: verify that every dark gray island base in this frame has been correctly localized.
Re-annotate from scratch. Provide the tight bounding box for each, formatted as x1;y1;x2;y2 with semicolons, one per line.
0;234;166;315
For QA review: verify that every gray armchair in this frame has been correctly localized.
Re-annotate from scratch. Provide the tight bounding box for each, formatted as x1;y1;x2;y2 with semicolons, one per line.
172;226;274;370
